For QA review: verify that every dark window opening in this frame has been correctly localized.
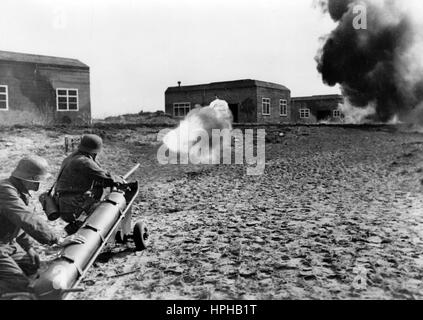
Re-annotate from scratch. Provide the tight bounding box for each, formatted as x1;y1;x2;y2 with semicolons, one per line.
229;103;239;123
316;110;332;121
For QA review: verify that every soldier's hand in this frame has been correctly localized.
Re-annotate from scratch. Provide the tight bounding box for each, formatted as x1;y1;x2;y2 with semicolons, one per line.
60;234;86;247
116;175;127;185
27;248;41;269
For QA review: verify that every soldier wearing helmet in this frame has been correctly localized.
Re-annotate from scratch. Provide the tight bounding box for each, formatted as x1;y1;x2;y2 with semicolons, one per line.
53;134;126;235
0;156;85;296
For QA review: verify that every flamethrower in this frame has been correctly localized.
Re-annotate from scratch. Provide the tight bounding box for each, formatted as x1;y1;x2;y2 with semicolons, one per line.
31;164;149;300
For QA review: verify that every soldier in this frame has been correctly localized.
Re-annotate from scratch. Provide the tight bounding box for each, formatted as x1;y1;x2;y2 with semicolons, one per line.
54;134;126;235
0;156;85;297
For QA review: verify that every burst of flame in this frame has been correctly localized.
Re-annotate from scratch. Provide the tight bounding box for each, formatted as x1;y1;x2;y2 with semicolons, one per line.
337;100;376;124
162;99;233;164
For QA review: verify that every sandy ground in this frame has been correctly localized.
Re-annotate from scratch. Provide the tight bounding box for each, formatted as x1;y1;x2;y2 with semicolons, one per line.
1;125;423;300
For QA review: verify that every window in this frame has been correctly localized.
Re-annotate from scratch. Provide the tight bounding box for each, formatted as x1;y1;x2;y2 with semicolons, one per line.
262;98;271;115
173;102;191;117
300;108;310;119
0;85;8;111
333;110;341;118
280;99;288;116
56;88;79;111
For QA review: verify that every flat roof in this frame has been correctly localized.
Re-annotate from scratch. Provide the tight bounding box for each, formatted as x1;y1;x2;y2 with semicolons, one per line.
291;94;343;101
166;79;290;93
0;50;89;69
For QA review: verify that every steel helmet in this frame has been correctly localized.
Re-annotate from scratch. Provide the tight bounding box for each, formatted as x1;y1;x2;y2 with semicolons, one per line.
11;156;49;183
78;134;103;154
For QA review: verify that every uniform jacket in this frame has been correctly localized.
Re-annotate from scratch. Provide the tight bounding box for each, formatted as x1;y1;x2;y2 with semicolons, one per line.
0;177;59;251
55;151;121;196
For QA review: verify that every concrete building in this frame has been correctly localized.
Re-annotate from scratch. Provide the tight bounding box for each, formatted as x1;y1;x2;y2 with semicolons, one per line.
291;95;344;124
0;50;91;126
165;79;291;124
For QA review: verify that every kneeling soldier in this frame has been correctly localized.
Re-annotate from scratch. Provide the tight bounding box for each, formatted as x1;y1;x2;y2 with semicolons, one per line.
54;134;126;235
0;156;85;297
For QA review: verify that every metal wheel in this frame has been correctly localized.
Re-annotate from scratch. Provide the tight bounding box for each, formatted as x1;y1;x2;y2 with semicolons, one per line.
133;221;149;251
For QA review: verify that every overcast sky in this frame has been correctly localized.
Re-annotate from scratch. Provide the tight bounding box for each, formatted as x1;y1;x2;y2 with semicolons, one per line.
1;0;340;118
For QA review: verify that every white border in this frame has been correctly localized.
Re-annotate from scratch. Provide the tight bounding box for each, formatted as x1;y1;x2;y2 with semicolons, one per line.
56;88;79;112
0;85;9;111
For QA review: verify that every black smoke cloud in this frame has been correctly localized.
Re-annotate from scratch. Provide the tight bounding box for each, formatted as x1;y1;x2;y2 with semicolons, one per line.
327;0;352;20
316;0;423;122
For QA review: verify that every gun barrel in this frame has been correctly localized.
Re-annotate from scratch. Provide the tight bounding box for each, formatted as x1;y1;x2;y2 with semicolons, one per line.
123;164;140;180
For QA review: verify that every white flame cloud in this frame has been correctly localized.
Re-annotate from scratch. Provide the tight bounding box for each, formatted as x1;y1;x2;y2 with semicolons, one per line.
162;99;233;164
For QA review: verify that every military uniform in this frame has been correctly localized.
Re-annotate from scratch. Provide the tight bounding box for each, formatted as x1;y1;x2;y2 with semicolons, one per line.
55;151;123;224
0;177;59;294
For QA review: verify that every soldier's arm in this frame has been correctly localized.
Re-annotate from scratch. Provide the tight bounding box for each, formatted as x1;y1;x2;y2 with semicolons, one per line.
0;187;60;247
81;158;125;187
16;231;35;252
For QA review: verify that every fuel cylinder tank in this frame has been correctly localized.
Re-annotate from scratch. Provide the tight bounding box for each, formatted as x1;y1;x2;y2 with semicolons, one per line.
32;190;130;300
